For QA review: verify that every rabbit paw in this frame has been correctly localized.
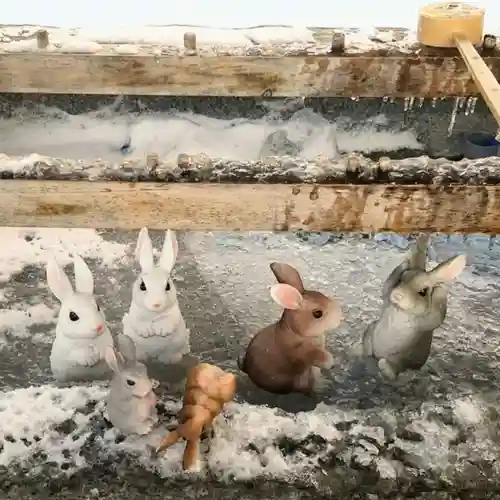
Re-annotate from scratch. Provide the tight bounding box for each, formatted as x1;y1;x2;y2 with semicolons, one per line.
86;346;101;366
72;347;99;367
321;351;335;370
312;370;331;394
378;359;398;381
135;421;155;436
148;414;159;427
349;342;364;358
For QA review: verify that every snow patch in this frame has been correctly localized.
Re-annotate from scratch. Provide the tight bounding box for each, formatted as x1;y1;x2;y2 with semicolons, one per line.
0;106;423;163
0;228;128;282
453;397;484;427
79;25;254;46
245;26;315;45
0;385;106;471
112;44;140;55
0;304;56;340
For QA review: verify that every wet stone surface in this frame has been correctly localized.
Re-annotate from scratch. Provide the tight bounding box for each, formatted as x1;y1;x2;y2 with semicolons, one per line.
0;230;500;498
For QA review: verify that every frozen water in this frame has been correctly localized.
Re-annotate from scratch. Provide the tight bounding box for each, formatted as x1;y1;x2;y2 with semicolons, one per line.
0;104;423;162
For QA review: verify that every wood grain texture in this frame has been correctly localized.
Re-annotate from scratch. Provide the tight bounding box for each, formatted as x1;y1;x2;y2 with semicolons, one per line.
2;52;500;97
2;180;500;234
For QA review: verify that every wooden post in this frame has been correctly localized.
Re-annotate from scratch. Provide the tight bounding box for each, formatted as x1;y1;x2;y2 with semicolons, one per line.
183;32;197;55
36;30;50;50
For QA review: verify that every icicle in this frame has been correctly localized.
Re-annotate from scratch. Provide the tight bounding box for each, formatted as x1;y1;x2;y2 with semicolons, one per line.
404;97;410;111
470;97;477;114
390;97;395;104
409;97;415;110
350;96;360;102
489;235;495;251
465;97;473;116
432;97;437;108
447;97;460;137
419;97;424;107
457;96;466;109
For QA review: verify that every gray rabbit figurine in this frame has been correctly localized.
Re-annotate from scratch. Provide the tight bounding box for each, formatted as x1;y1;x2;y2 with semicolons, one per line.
362;234;466;381
104;334;159;436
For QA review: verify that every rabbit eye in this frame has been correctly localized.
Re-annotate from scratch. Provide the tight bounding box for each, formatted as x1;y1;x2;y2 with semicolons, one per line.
139;281;146;291
165;281;171;291
69;311;79;322
312;309;323;319
126;379;136;387
418;288;429;297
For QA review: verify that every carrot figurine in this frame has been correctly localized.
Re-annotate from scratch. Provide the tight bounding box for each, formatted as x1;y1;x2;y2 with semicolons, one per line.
155;363;236;470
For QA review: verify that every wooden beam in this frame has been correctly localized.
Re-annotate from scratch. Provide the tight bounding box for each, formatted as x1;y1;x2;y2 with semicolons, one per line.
1;51;500;98
2;180;500;234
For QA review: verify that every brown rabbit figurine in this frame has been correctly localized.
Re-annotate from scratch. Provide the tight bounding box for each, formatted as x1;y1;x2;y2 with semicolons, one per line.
238;262;342;395
155;363;236;470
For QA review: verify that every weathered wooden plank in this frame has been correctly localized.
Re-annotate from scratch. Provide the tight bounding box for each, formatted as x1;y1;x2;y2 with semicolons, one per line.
1;52;500;97
2;180;500;234
1;23;498;97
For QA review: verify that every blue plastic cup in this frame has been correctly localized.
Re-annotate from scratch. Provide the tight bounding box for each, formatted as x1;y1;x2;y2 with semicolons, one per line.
463;132;499;159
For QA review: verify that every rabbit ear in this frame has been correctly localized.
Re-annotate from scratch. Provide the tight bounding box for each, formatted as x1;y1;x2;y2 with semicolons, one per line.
270;283;304;310
46;255;74;302
73;254;94;294
117;334;136;363
158;230;178;272
426;254;467;286
269;262;304;293
104;346;123;373
407;234;429;270
135;227;155;272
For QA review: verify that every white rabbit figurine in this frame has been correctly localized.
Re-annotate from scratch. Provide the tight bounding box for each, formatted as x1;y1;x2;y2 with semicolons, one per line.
122;227;190;366
362;234;466;381
46;254;114;382
105;334;158;436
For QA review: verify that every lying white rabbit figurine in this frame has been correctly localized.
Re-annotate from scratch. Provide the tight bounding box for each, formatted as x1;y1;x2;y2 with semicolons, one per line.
105;334;158;436
362;234;466;381
122;227;190;366
46;254;114;382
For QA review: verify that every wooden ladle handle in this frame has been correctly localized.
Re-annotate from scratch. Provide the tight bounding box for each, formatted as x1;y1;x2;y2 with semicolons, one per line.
453;33;500;139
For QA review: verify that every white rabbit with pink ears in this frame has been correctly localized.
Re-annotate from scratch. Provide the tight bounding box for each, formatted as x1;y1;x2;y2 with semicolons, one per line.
46;253;114;382
122;227;190;366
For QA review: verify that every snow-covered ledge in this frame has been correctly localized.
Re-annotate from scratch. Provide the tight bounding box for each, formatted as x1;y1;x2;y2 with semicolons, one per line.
1;152;500;234
0;24;498;96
